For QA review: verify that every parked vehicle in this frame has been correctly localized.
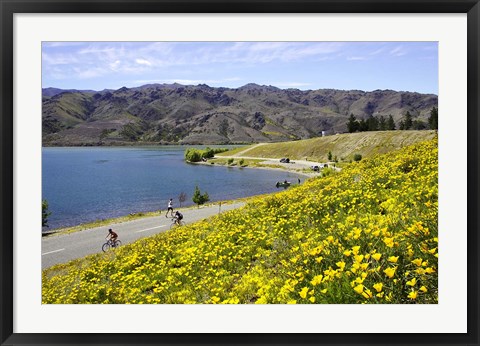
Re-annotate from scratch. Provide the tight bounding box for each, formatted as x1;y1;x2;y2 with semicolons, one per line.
280;158;290;163
311;165;319;172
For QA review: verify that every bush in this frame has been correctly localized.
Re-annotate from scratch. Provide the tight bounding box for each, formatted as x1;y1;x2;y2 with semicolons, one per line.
185;147;229;162
192;186;210;207
353;154;362;162
227;158;234;165
42;199;51;228
185;149;202;162
239;159;245;166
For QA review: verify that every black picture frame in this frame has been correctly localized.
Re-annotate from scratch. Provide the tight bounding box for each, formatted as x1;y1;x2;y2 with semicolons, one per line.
1;0;479;345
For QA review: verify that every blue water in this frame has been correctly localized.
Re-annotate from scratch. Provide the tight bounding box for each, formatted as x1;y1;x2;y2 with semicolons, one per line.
42;146;302;229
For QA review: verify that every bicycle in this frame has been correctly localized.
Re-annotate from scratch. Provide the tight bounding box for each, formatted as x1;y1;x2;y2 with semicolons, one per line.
170;217;185;229
102;238;122;252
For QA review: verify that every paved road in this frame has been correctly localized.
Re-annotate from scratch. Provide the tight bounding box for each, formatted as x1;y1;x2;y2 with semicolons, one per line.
41;202;244;269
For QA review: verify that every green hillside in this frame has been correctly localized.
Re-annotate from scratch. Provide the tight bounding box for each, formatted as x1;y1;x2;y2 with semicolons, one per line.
219;130;436;161
43;137;438;304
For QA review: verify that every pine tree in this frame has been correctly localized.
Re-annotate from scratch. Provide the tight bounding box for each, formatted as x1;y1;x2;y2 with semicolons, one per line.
378;115;386;131
404;111;413;130
387;115;396;130
428;106;438;130
347;114;358;133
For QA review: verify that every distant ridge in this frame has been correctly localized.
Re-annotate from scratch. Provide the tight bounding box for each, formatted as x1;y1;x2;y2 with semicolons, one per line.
42;83;437;146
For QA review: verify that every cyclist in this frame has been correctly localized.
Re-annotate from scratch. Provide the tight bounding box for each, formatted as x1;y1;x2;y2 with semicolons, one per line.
173;210;183;225
106;228;118;245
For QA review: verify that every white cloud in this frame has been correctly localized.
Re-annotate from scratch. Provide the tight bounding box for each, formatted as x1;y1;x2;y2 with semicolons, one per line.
73;67;108;79
135;58;152;66
109;60;121;71
369;47;386;55
390;45;408;57
347;56;368;61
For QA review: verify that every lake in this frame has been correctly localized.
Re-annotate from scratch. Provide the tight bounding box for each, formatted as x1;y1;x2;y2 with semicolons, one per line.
42;146;303;229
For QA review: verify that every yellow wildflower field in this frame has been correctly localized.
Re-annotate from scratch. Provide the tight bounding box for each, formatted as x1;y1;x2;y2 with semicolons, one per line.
43;138;438;304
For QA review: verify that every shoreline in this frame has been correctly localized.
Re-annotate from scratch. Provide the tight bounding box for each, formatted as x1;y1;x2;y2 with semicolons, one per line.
42;188;293;237
43;155;328;236
188;160;318;178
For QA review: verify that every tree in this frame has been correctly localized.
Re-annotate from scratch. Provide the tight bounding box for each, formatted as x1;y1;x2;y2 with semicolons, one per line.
403;111;413;130
412;120;427;130
387;115;396;130
378;115;387;131
192;186;210;207
428;106;438;130
358;119;368;132
327;151;333;161
353;154;362;162
184;148;202;162
42;199;51;228
347;113;358;133
178;192;187;207
367;116;379;131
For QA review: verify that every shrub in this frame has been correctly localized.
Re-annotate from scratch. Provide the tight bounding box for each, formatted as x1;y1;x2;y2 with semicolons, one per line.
192;186;210;207
353;154;362;162
185;147;229;162
185;149;202;162
227;158;234;165
42;199;51;228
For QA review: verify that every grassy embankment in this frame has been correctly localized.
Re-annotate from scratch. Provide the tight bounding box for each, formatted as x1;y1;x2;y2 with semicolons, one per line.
217;130;436;163
43;136;438;304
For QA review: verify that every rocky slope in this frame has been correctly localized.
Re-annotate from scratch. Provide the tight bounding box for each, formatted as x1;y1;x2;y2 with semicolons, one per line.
42;83;437;146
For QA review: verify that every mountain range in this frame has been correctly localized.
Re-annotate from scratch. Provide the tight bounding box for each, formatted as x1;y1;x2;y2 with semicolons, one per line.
42;83;438;146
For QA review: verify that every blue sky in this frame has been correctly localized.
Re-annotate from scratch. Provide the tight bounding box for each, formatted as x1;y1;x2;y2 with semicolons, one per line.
42;42;438;94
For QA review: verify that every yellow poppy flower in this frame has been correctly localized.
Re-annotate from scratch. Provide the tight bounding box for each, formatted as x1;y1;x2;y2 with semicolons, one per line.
373;283;383;292
372;253;382;261
407;291;418;300
299;287;309;299
354;284;364;294
412;258;423;266
362;289;373;299
310;275;323;286
406;278;417;286
384;267;396;278
388;256;399;263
